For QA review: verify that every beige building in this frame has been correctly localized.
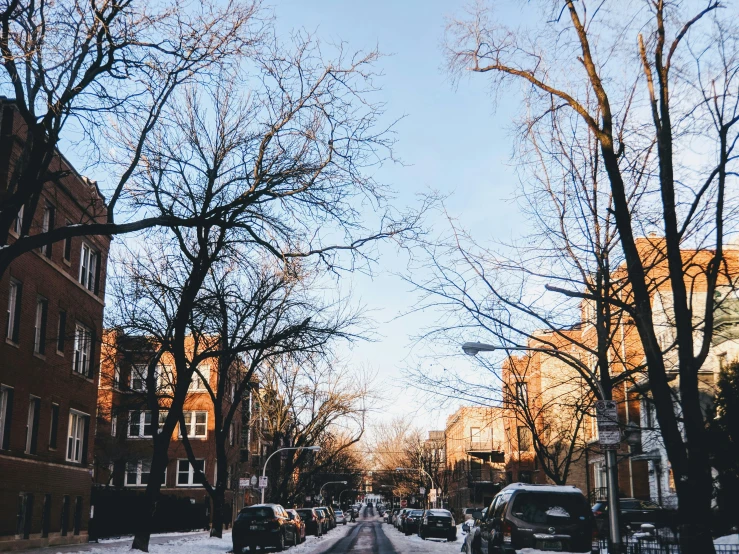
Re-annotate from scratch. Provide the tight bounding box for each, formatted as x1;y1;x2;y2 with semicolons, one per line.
445;406;505;516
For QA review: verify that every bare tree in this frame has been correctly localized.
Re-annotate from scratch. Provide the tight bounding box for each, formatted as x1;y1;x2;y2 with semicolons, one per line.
444;1;739;551
0;0;259;276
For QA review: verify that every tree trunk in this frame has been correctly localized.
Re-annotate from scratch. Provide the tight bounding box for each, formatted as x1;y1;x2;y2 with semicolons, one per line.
132;439;170;552
210;486;226;538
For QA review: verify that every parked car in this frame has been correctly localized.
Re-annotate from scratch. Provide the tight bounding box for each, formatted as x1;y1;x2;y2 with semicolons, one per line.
296;508;323;537
314;508;330;534
461;507;480;533
592;498;676;536
396;508;412;531
477;483;596;554
286;509;306;543
232;504;300;553
318;505;336;529
335;510;347;525
387;509;399;524
403;509;426;535
418;509;457;541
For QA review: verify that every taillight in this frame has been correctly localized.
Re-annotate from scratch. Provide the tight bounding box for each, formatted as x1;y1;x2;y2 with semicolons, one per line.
502;519;512;543
594;510;602;517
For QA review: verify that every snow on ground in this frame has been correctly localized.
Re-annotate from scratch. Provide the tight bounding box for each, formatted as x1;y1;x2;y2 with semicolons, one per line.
383;522;465;554
46;525;353;554
716;534;739;545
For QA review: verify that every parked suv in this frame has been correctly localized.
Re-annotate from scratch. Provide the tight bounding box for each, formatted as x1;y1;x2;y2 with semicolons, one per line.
592;498;676;536
297;508;323;537
478;483;596;553
233;504;300;552
418;509;457;541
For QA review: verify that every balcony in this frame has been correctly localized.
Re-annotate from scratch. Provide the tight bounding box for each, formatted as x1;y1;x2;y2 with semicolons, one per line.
465;440;505;463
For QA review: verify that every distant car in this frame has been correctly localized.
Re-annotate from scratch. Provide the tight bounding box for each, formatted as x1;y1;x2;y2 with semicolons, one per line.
477;483;595;553
296;508;323;537
335;510;347;525
285;509;306;543
232;504;300;552
396;508;412;531
592;498;676;536
314;508;330;534
403;509;425;535
418;509;457;541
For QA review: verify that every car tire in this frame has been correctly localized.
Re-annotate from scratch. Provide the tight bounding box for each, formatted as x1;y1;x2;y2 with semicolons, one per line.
419;529;426;540
275;532;285;552
233;544;243;554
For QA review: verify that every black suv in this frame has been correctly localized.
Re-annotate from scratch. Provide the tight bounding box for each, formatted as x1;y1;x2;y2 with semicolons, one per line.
233;504;300;552
477;483;596;553
418;509;457;541
592;498;675;536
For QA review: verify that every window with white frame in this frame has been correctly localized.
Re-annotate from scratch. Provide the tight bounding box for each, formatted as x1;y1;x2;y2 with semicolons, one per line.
41;205;55;257
0;386;12;450
177;459;205;486
180;411;207;439
156;364;174;391
111;414;117;437
131;365;147;391
34;297;48;355
189;364;210;391
113;365;121;389
6;279;21;342
128;410;166;438
79;243;97;292
125;460;166;487
13;205;23;236
73;324;92;376
66;411;88;463
515;382;528;407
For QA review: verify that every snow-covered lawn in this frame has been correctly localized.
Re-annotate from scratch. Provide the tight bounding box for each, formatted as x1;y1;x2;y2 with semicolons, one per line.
383;522;465;553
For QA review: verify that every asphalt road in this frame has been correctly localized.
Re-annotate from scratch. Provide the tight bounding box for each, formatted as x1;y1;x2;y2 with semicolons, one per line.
317;517;399;554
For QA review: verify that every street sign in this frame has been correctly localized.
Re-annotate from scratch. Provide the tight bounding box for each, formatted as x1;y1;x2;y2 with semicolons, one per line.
259;476;268;489
400;499;407;508
419;487;425;495
250;475;258;487
429;489;437;502
596;400;621;447
239;478;249;489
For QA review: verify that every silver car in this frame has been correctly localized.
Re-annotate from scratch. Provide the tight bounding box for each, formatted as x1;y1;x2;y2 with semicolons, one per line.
335;510;347;525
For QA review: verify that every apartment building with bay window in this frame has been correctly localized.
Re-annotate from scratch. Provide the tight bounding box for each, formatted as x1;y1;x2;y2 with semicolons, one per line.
92;332;243;535
0;100;110;549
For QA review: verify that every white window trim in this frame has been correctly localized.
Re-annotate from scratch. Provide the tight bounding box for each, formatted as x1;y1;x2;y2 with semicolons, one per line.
125;460;166;487
66;410;88;463
179;411;208;439
6;280;19;342
33;297;47;354
12;205;23;236
111;414;117;437
73;323;92;376
189;364;211;392
25;396;39;454
127;410;166;438
176;459;205;487
0;386;11;449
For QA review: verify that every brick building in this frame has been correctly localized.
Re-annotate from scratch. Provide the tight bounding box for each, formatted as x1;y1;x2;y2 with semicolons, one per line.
444;406;505;517
93;332;246;534
0;100;110;549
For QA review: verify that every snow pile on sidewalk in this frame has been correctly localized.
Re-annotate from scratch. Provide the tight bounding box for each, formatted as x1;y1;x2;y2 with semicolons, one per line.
383;522;464;553
715;534;739;545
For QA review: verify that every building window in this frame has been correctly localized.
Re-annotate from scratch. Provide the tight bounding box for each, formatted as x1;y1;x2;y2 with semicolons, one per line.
0;386;13;449
25;396;40;454
131;365;148;391
49;403;59;449
125;460;165;487
63;221;72;262
34;297;48;354
111;413;117;437
128;410;166;438
66;411;88;463
113;365;121;389
516;382;528;407
517;426;532;451
78;243;98;292
180;411;207;439
177;459;205;486
13;205;24;236
189;364;210;391
41;205;55;258
6;279;22;343
57;311;67;354
73;324;92;377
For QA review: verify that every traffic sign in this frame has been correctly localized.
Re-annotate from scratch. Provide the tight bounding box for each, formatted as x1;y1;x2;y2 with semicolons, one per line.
596;400;621;446
259;476;268;489
250;475;258;487
429;489;437;503
419;487;425;495
400;499;407;508
239;478;249;489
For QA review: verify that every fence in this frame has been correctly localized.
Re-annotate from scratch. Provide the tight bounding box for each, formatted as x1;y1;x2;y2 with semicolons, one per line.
593;539;739;554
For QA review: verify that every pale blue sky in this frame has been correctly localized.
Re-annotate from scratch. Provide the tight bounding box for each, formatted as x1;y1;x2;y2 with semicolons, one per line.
270;1;529;429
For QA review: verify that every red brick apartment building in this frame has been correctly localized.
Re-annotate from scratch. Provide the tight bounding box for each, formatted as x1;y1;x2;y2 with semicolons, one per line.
0;100;110;549
93;333;244;535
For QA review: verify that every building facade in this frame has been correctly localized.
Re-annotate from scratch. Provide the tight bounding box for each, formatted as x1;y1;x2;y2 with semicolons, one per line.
445;406;505;517
0;100;110;549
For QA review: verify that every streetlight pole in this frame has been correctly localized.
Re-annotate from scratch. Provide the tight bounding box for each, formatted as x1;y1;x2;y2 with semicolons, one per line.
318;481;348;505
462;341;622;552
396;467;437;509
260;446;321;504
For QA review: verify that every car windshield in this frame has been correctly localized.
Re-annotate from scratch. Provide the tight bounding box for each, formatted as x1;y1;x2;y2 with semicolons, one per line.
428;510;452;517
410;510;424;517
239;507;274;519
510;493;590;524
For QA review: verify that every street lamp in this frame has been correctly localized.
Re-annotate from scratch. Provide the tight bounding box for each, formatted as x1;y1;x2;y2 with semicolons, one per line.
462;341;622;552
318;481;348;504
395;467;438;509
260;446;321;503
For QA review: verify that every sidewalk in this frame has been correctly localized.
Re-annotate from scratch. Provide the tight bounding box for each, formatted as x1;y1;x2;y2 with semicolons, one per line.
13;531;214;554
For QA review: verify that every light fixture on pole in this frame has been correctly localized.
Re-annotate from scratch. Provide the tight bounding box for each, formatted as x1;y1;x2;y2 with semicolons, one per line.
260;446;321;504
318;480;348;503
462;340;622;552
395;467;438;509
